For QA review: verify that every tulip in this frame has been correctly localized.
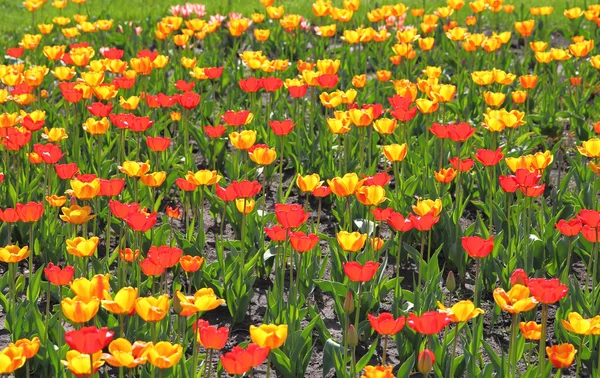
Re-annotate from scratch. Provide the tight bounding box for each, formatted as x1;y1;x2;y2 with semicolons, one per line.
60;205;95;224
519;321;542;340
147;342;183;369
407;311;451;334
337;231;367;252
368;312;405;365
546;344;576;369
135;295;170;322
61;296;101;323
101;287;138;315
44;263;74;286
61;350;104;376
250;324;288;349
220;344;269;375
66;237;100;258
103;339;151;368
356;185;386;206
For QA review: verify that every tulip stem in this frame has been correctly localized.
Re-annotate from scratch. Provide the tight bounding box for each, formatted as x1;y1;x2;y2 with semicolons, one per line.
199;187;205;249
28;223;34;301
89;353;95;378
394;232;403;316
575;335;583;377
192;314;199;376
538;304;548;376
416;231;426;313
205;348;214;378
382;334;388;366
448;325;460;376
45;281;51;342
266;354;271;378
509;313;517;377
278;136;284;203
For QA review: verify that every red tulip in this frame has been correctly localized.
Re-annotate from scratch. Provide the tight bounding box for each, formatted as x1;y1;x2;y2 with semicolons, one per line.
87;102;113;117
215;184;238;202
581;225;600;243
222;110;253;127
462;236;494;258
368;312;406;335
239;77;262;93
289;231;319;252
204;125;227;138
407;311;451;334
159;93;180;108
0;173;3;184
113;76;135;89
204;67;224;79
499;175;519;193
429;123;449;139
64;326;114;354
147;245;184;268
6;47;24;58
363;104;384;119
510;269;528;287
448;157;474;172
264;225;288;242
21;114;45;131
388;211;414;232
0;208;19;223
55;163;79;179
44;263;75;286
221;344;269;375
447;122;476;142
513;169;542;187
146;136;171;152
527;278;568;304
275;203;309;229
388;94;412;109
109;200;139;220
178;91;201;109
145;94;161;108
260;77;284;92
371;208;394;222
362;172;391;187
269;120;296;136
312;186;331;197
520;184;545;197
343;261;380;282
34;144;65;164
140;258;165;276
577;209;600;228
125;210;157;232
102;47;124;59
175;80;195;91
100;178;125;197
127;116;154;133
287;84;308;98
230;180;262;198
409;213;439;231
176;178;199;192
475;148;504;166
198;324;229;350
317;74;339;89
16;202;44;222
109;113;134;129
2;128;31;151
137;49;158;60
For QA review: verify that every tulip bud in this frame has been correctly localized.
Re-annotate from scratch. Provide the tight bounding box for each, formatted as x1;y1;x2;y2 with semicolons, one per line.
510;268;528;287
343;292;354;313
418;349;435;374
446;271;456;293
347;325;358;346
